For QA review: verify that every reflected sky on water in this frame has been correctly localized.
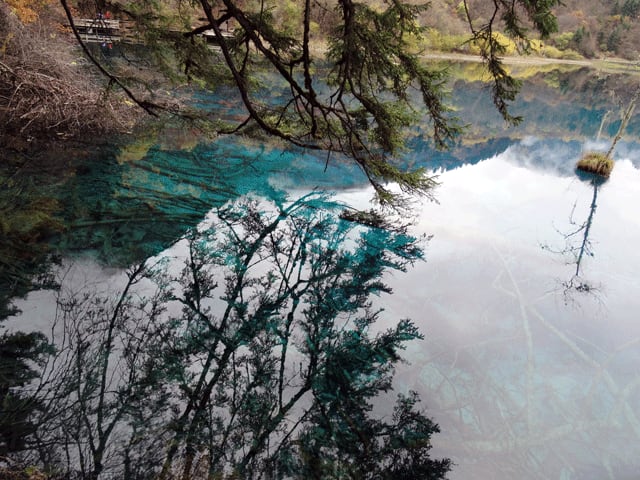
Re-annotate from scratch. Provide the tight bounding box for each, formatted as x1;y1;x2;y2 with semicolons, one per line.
349;142;640;480
12;136;639;479
4;65;640;479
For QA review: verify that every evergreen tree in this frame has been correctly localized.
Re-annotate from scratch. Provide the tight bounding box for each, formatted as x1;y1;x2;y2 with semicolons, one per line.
622;0;640;18
60;0;560;205
0;331;52;455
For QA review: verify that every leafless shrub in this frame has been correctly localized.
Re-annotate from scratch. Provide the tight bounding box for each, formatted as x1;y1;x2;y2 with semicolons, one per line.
0;4;136;144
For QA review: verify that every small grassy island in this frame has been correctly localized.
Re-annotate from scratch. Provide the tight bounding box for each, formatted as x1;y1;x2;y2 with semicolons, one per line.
576;151;614;177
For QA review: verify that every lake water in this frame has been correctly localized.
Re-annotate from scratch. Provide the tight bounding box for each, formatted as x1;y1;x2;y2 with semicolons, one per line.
3;64;640;479
378;149;640;480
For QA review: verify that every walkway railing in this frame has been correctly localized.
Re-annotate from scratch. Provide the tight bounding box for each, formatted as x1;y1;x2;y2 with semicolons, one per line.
71;19;234;45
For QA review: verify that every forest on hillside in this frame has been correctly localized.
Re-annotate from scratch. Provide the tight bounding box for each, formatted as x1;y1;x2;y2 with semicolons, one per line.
425;0;640;59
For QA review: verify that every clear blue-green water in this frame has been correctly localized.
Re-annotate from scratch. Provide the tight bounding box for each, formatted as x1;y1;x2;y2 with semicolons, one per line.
3;65;640;479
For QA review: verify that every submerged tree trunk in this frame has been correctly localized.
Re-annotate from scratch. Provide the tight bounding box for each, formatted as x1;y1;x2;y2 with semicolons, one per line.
605;88;639;159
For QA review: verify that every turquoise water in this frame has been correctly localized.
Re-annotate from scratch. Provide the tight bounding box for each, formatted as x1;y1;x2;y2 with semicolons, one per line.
3;65;640;479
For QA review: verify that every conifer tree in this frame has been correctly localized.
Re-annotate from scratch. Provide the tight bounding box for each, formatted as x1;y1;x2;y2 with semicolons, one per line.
61;0;560;205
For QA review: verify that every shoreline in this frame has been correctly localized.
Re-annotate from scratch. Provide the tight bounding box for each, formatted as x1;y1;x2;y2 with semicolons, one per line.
422;51;640;74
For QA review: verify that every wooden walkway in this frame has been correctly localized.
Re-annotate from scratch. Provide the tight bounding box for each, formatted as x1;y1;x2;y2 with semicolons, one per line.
74;19;124;43
72;18;234;45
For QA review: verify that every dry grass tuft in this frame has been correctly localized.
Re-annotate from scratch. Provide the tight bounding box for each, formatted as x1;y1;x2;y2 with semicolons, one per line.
576;152;614;177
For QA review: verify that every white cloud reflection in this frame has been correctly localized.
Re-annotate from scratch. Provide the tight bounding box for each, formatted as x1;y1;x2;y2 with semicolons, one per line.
350;142;640;480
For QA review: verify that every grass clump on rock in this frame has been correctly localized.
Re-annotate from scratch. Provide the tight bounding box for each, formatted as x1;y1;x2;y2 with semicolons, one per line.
576;152;614;177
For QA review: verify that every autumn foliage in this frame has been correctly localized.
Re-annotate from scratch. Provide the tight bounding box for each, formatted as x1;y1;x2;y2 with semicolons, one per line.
5;0;55;23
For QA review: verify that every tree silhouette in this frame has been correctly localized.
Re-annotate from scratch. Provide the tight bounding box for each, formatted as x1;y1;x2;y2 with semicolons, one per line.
542;178;602;301
27;193;449;479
